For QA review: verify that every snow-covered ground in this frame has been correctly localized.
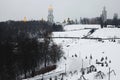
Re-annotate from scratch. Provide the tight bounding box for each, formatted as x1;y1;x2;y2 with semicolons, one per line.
24;25;120;80
52;30;90;37
91;28;120;38
64;24;100;31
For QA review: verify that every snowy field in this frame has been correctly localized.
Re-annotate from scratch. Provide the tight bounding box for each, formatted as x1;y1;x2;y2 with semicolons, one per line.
64;24;100;31
24;25;120;80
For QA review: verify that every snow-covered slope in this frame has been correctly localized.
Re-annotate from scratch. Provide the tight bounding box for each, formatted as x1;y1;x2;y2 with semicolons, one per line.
24;25;120;80
52;30;90;37
91;28;120;38
64;24;100;31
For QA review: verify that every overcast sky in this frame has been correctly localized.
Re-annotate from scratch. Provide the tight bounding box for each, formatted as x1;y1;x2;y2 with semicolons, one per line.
0;0;120;22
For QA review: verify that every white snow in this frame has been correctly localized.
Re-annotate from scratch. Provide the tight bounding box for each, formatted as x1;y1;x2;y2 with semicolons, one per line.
24;25;120;80
64;24;100;31
91;28;120;38
52;30;90;37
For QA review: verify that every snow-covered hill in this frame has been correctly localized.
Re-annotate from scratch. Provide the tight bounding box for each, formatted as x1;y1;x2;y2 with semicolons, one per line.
91;28;120;38
24;25;120;80
64;24;100;31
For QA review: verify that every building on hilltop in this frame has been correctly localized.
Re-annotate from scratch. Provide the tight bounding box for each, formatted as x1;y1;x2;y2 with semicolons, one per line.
101;6;107;23
100;6;107;28
113;13;118;19
47;5;54;24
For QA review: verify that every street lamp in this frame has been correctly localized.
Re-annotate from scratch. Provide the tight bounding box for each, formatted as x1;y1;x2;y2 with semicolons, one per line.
65;63;66;74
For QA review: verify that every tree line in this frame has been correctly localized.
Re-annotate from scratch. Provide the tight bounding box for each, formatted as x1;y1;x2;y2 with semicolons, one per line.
64;17;120;28
0;20;64;80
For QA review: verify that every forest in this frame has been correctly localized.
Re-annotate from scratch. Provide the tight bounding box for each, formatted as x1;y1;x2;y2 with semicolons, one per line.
0;20;64;80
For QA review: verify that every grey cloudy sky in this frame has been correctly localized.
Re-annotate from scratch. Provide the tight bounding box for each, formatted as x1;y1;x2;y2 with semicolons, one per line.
0;0;120;22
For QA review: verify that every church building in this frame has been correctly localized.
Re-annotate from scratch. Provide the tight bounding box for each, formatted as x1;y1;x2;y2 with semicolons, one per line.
101;6;107;23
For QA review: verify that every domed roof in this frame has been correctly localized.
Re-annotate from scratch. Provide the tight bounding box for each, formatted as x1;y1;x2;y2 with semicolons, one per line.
48;5;53;10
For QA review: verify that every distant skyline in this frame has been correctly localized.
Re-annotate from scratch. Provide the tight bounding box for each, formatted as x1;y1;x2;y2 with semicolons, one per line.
0;0;120;22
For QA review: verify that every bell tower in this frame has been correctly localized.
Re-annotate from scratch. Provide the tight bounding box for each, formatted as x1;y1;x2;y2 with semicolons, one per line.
23;16;27;22
101;6;107;23
47;5;54;24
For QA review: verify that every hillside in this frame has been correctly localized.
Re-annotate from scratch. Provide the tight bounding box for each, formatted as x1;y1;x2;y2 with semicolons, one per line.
25;24;120;80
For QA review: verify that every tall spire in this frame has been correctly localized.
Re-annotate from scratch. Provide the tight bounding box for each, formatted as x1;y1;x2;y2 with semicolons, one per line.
47;5;54;24
103;6;106;11
101;6;107;23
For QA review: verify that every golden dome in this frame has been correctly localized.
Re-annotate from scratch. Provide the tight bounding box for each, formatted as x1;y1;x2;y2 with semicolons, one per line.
23;16;27;22
48;5;53;10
